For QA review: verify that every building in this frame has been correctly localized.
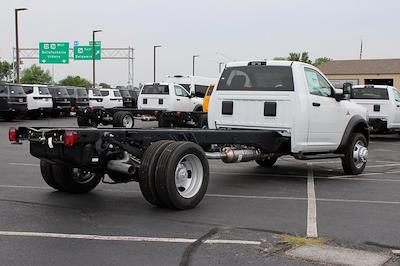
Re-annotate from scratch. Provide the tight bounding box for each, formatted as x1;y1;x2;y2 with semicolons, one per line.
319;59;400;88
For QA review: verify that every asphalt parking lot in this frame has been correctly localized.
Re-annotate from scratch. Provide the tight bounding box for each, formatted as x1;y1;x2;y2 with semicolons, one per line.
0;117;399;265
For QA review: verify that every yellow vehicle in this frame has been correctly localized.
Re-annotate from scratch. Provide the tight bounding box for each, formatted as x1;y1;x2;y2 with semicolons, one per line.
202;84;214;113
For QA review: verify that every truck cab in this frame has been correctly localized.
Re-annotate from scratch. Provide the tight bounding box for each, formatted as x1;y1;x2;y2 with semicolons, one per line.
66;86;90;112
0;84;27;121
99;88;123;109
87;88;104;108
350;85;400;133
48;86;71;117
138;83;203;112
208;60;368;154
20;84;53;117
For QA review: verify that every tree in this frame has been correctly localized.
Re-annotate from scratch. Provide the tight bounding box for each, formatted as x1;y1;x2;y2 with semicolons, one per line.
273;57;286;61
286;52;311;63
300;52;311;64
59;75;91;88
287;53;301;61
99;82;110;88
313;57;332;67
20;64;52;84
0;60;14;82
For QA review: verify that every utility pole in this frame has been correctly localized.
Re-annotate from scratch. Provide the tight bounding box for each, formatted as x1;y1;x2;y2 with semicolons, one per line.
219;62;225;73
15;8;28;83
92;29;102;88
153;45;161;82
192;55;199;76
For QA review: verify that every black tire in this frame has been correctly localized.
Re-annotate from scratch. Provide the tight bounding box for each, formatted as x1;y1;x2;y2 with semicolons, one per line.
341;133;368;175
40;160;61;190
255;156;278;167
50;163;102;193
199;114;208;128
77;114;90;127
139;140;174;207
155;142;209;210
158;114;172;128
113;111;135;128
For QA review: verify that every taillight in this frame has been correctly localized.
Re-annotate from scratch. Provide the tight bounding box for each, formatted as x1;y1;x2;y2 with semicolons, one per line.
9;127;18;142
175;111;182;118
70;106;76;112
87;106;96;113
64;131;78;147
154;111;160;117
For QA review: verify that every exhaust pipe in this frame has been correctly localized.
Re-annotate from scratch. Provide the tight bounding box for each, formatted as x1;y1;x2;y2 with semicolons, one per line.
206;147;261;163
107;152;136;175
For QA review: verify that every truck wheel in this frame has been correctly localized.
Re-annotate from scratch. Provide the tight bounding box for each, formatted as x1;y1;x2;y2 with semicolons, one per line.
51;163;102;193
158;115;172;128
77;115;90;127
113;111;135;128
155;142;209;210
199;114;208;128
341;133;368;175
40;160;61;190
139;140;174;207
255;156;278;167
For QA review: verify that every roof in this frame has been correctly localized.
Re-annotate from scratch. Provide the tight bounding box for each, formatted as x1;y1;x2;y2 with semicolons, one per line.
319;59;400;75
226;60;304;68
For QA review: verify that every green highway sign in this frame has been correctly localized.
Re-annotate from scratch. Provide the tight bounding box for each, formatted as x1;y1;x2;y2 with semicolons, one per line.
39;42;69;64
89;41;101;46
73;45;101;60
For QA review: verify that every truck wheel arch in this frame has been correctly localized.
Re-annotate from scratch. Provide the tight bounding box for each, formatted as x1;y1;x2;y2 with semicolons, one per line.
338;115;370;152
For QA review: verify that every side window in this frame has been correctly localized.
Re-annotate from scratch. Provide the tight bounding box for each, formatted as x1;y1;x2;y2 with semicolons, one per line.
175;85;189;97
305;68;333;97
23;86;34;94
100;90;109;97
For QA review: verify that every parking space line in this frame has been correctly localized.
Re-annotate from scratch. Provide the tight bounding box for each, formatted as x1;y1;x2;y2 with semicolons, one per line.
0;231;261;245
307;163;318;238
8;163;40;167
367;163;400;168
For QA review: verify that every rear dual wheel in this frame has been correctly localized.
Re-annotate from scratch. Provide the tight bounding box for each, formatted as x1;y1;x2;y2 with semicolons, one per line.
139;141;209;210
113;111;135;128
40;160;102;193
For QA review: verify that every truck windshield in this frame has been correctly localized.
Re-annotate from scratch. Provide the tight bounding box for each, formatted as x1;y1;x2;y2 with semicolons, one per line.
113;90;121;97
217;66;294;91
50;87;69;97
120;90;131;97
142;85;169;94
8;85;25;95
91;89;102;96
77;89;88;96
352;87;389;100
39;87;50;95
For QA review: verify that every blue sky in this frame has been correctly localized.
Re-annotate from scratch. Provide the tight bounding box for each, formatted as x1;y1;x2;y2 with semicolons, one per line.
1;0;399;86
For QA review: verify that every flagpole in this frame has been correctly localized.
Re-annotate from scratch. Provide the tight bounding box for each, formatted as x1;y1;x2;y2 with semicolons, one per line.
359;39;363;60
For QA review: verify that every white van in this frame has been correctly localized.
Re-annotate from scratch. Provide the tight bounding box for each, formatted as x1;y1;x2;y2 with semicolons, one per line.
88;88;104;108
164;75;216;97
350;85;400;134
138;83;203;112
20;84;53;117
99;88;123;109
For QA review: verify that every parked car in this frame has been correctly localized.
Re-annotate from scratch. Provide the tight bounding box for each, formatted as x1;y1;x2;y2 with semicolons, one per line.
138;83;203;112
65;86;89;113
164;75;216;98
99;88;123;109
87;88;104;108
119;88;134;108
350;85;400;134
20;84;53;118
48;86;71;117
0;84;27;121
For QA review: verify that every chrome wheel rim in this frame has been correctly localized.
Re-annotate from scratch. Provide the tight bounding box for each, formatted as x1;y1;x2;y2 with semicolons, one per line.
72;168;96;184
174;154;203;199
353;140;368;169
122;115;134;128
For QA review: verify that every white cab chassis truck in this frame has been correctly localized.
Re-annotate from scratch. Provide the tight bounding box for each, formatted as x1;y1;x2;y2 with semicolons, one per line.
10;60;369;210
350;85;400;134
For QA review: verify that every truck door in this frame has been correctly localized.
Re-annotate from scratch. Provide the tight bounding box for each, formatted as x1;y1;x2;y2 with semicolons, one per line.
304;67;348;151
392;88;400;126
174;85;193;111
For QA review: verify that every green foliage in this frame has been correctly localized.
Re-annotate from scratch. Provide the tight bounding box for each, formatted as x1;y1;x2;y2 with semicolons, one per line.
273;57;286;61
99;82;111;88
313;57;332;67
0;60;14;82
287;52;311;64
20;64;52;84
59;75;92;88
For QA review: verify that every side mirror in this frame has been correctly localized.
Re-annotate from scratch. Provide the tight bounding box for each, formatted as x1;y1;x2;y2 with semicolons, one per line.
342;83;353;95
189;91;195;98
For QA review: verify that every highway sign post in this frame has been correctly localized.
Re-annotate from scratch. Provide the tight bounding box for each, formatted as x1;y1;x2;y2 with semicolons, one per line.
74;44;101;60
39;42;69;64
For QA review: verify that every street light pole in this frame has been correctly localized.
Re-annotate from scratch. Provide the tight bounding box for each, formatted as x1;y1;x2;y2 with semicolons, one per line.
92;30;102;88
15;8;28;83
192;55;199;76
153;45;161;82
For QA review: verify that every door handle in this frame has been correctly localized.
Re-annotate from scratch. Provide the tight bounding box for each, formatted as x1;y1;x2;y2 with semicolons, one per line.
312;102;321;107
176;99;181;101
